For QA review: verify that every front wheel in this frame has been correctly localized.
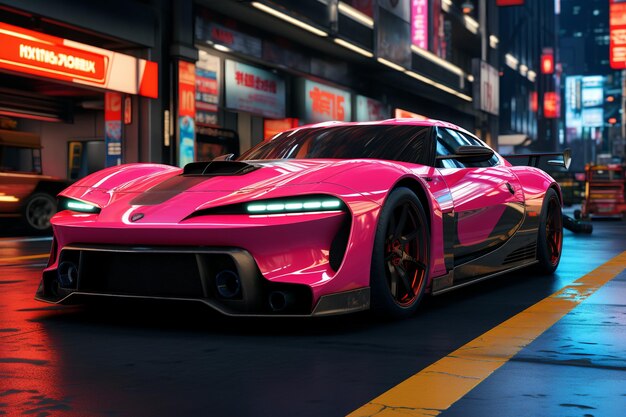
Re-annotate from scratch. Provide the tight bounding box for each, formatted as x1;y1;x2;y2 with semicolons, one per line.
370;187;430;319
535;188;563;274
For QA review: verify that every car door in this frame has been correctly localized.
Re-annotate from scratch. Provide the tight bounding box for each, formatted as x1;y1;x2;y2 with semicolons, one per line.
435;127;525;266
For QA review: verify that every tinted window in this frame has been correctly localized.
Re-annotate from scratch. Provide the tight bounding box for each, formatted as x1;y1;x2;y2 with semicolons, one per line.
240;125;431;164
435;128;499;168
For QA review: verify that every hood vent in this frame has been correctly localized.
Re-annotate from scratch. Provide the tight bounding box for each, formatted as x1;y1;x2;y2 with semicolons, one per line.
183;161;259;176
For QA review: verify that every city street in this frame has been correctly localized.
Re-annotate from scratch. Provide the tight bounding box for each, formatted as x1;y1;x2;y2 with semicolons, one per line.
1;218;625;417
1;0;626;416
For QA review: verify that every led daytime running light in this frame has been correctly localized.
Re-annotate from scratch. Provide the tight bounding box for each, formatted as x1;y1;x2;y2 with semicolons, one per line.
246;198;342;214
66;200;98;212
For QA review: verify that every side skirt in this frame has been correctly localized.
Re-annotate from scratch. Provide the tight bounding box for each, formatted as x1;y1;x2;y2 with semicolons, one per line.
430;260;538;296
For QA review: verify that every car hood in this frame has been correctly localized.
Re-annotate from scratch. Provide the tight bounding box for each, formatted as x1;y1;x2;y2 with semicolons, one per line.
58;159;366;219
120;159;356;193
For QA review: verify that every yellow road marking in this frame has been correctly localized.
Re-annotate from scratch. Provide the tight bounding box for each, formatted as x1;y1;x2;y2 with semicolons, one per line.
0;253;49;263
349;251;626;417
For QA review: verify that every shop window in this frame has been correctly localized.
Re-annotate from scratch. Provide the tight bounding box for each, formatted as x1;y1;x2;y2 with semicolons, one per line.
67;141;105;181
0;145;39;173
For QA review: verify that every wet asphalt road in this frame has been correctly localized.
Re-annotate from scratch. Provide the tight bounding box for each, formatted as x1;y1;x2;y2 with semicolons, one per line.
1;218;625;417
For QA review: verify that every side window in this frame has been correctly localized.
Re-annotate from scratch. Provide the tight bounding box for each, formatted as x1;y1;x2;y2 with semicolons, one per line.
435;128;499;168
435;128;466;168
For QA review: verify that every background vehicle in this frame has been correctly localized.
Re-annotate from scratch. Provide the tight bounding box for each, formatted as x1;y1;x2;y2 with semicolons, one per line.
0;129;68;232
579;163;626;219
36;120;564;319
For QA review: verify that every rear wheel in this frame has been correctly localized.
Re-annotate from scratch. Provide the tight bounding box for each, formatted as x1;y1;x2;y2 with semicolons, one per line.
535;188;563;274
23;192;56;233
370;188;429;319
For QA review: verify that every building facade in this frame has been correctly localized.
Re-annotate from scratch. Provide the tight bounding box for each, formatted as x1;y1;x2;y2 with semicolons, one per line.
0;0;166;179
0;0;504;177
497;0;559;154
559;0;623;167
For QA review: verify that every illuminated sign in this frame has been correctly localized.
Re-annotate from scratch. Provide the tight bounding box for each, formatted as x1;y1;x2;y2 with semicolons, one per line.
356;95;390;121
264;118;299;140
496;0;524;5
530;91;538;113
104;92;123;167
225;60;285;119
474;60;499;115
299;79;352;123
544;92;560;119
610;0;626;69
0;22;158;98
566;76;583;135
541;48;554;74
395;108;427;119
411;0;429;50
582;108;604;127
206;23;262;58
195;50;220;126
178;61;196;167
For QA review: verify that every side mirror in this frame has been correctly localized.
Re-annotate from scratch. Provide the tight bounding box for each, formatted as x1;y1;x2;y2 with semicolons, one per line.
436;145;495;163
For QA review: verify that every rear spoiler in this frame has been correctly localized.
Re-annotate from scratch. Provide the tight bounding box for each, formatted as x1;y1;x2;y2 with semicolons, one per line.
503;148;571;170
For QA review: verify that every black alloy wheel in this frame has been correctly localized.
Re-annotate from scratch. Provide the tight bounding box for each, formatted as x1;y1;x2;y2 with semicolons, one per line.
371;187;429;319
535;188;563;274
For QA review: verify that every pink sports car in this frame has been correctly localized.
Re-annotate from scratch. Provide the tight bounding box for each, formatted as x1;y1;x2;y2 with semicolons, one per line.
36;119;566;318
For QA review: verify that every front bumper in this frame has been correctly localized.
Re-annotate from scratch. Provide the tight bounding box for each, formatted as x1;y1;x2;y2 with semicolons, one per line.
36;244;370;316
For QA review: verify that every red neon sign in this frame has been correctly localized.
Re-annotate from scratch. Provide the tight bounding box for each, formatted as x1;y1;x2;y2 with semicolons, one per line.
610;0;626;69
530;91;538;113
178;61;196;118
0;22;107;84
541;49;554;74
0;22;158;98
496;0;524;5
309;87;346;120
544;92;559;119
264;118;299;141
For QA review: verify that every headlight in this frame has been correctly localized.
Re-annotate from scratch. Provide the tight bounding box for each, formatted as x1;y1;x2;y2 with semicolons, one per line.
186;195;346;219
60;198;101;213
246;197;343;214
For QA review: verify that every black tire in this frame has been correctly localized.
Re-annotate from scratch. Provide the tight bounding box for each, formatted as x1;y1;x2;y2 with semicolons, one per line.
22;192;56;233
370;187;430;319
535;188;563;274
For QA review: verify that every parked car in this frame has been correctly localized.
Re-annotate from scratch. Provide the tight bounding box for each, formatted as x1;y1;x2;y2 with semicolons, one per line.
36;119;565;319
0;130;68;232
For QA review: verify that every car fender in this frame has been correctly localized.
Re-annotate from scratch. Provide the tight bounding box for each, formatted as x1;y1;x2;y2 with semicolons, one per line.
510;166;562;207
324;161;449;280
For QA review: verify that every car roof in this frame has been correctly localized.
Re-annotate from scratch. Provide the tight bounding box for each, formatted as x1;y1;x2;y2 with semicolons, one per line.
290;118;474;138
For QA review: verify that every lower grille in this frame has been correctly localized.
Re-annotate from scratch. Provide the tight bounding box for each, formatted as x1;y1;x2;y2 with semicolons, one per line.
44;245;314;315
76;250;206;297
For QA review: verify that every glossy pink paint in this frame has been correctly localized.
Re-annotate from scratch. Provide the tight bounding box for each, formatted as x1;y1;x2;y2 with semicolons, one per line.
43;119;561;310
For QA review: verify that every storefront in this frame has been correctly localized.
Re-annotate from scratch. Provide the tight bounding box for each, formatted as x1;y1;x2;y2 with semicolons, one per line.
0;12;159;181
175;6;394;165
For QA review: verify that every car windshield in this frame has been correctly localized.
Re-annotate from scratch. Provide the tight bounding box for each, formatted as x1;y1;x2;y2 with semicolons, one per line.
239;125;431;164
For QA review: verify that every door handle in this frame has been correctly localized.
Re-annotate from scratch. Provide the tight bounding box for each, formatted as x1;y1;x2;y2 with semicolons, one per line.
505;182;515;194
